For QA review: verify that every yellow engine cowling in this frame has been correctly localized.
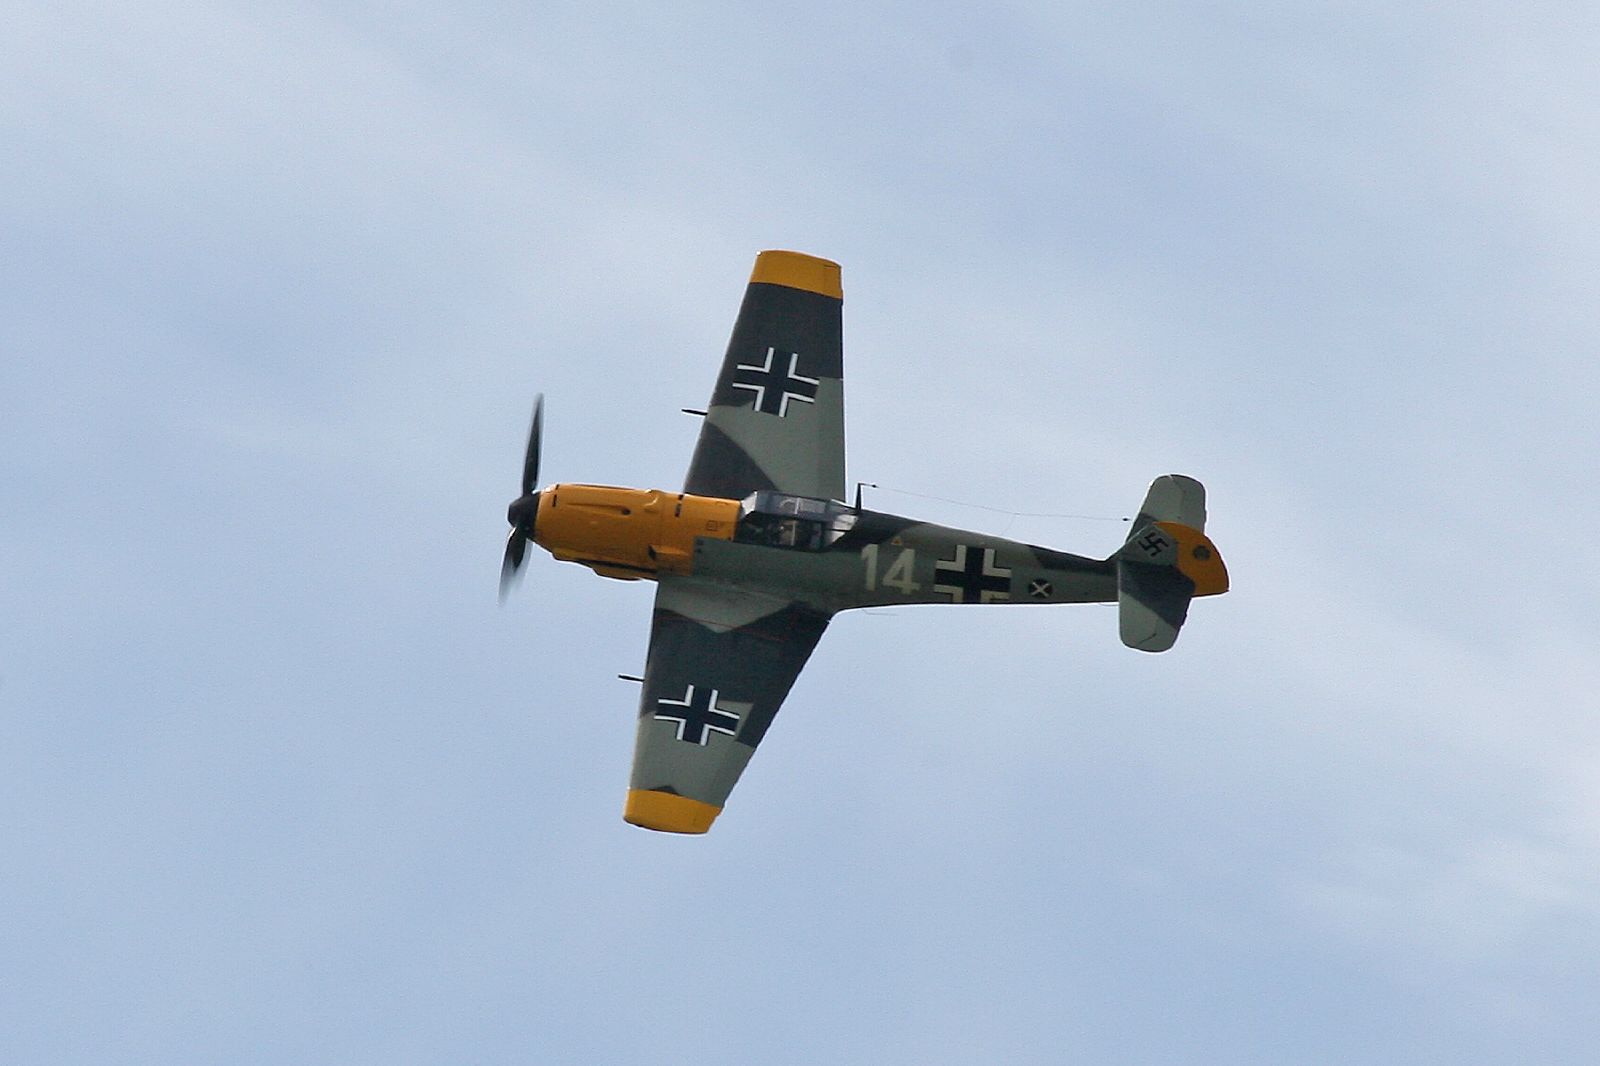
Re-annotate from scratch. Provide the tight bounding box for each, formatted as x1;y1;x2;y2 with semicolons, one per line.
531;484;740;580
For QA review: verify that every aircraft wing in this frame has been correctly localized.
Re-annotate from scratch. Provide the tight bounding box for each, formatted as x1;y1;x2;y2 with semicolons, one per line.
624;574;831;833
682;250;845;502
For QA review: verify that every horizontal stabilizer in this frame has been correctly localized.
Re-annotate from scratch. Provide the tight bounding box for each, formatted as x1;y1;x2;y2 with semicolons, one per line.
1116;476;1227;653
1134;472;1207;531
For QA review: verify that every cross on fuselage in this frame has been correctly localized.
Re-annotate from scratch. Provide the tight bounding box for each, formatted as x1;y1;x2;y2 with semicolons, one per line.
730;347;819;417
654;684;741;745
934;545;1011;603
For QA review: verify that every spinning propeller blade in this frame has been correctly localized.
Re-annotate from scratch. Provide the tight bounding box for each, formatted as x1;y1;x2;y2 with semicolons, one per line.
499;530;528;602
521;394;543;496
500;393;544;601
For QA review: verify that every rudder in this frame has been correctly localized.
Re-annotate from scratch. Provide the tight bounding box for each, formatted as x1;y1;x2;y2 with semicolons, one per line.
1116;475;1228;652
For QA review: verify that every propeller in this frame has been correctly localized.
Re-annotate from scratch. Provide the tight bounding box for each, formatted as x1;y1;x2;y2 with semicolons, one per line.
500;393;544;601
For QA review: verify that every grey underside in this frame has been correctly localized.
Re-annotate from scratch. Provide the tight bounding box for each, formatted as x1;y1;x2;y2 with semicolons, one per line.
631;267;1193;815
692;511;1119;615
631;577;830;809
629;498;1134;808
640;276;847;812
629;513;1122;809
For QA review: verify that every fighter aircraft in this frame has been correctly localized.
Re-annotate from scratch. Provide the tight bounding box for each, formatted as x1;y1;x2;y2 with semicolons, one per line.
500;251;1228;834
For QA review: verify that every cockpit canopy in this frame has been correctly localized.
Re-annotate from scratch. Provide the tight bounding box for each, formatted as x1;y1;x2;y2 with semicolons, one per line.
735;491;856;551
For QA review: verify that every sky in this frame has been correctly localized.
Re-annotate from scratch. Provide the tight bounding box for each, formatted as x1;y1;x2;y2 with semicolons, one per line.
5;2;1600;1062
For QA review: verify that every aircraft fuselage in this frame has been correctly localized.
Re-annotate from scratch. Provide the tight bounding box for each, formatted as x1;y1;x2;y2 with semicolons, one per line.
529;482;1225;613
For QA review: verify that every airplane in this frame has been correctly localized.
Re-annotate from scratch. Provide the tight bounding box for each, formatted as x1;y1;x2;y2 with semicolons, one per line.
500;250;1228;835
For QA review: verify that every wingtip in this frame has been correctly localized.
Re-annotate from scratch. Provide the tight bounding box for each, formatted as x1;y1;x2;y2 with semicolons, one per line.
623;789;721;834
750;250;842;299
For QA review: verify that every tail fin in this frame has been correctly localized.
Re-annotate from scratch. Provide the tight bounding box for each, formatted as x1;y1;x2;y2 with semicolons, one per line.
1115;475;1228;652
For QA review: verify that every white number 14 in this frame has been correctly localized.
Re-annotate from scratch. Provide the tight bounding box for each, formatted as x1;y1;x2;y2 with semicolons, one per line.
860;544;921;594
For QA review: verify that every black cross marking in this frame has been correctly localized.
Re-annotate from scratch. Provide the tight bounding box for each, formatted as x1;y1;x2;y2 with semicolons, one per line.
654;684;741;745
1028;578;1053;600
934;545;1012;603
1136;530;1172;558
730;347;819;417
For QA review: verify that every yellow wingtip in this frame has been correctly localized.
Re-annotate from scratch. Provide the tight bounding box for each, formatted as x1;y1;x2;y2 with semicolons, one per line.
750;250;842;299
624;790;722;834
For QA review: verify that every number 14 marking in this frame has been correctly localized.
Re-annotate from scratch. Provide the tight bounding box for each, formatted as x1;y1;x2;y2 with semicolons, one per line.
860;544;921;594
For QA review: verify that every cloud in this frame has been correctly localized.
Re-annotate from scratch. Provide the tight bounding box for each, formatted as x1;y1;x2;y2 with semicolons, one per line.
6;3;1600;1062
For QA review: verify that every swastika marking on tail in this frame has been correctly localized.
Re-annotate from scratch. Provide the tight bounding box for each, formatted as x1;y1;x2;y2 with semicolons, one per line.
1136;530;1172;558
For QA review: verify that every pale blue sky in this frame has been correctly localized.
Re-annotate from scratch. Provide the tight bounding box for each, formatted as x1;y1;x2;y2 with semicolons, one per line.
5;3;1599;1063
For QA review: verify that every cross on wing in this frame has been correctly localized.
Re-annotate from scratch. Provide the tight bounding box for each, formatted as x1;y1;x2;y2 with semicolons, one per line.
682;251;846;502
731;347;820;417
625;576;831;834
652;684;741;745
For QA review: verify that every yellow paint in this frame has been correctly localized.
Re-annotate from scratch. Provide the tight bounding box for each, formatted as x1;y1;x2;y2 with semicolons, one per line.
749;250;843;300
533;484;739;580
624;789;721;834
1156;521;1230;597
